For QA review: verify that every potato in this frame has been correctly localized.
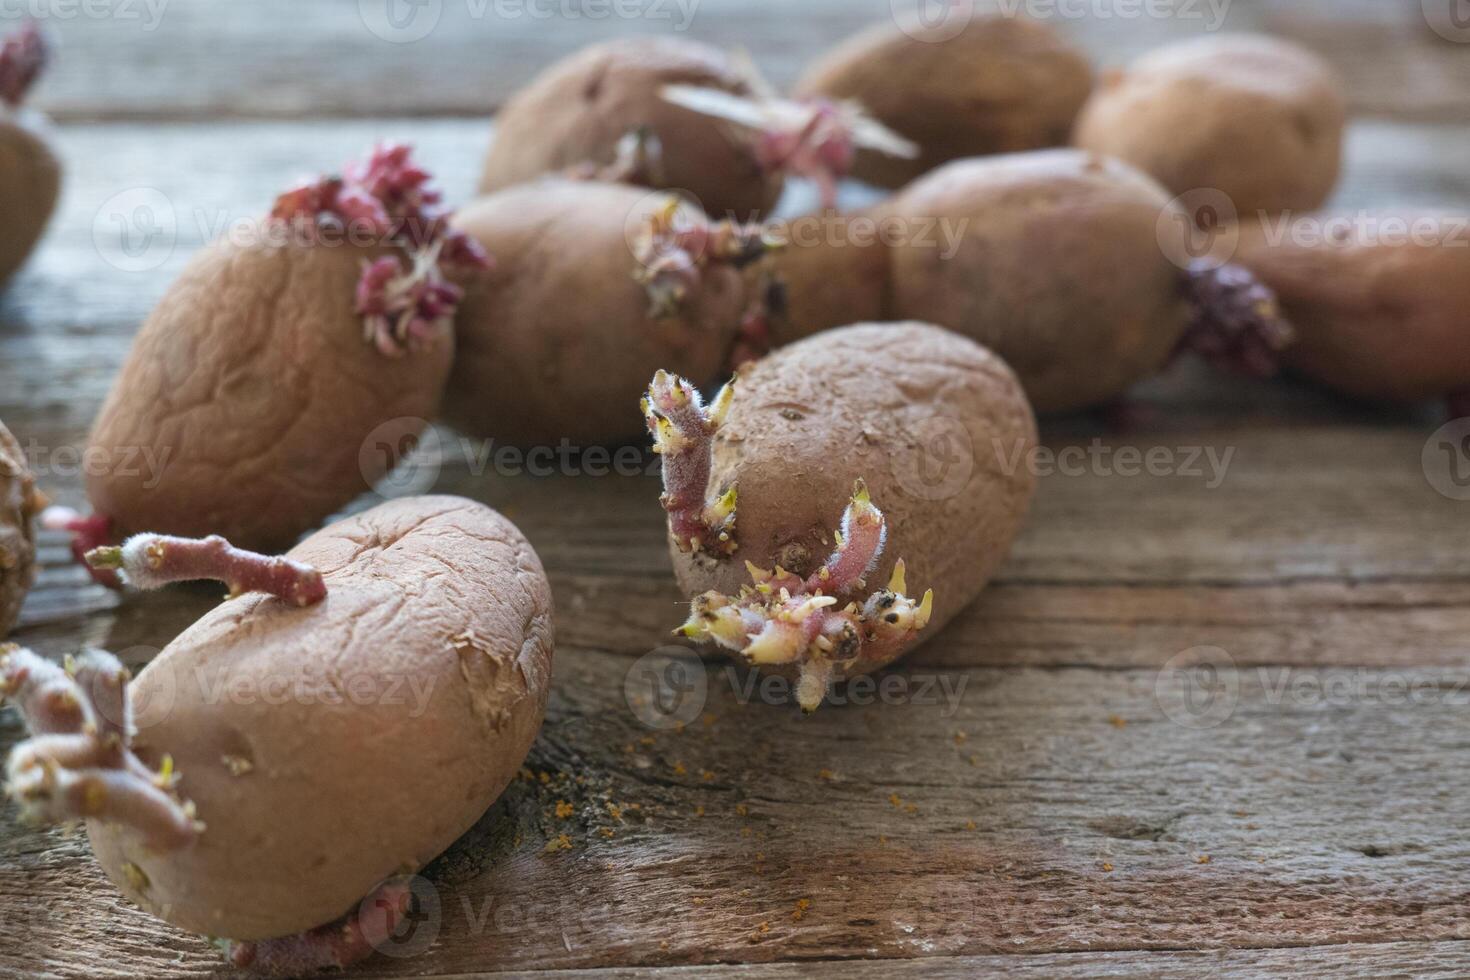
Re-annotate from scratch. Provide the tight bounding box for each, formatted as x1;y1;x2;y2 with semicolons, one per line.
763;217;887;346
480;38;782;220
86;146;485;552
86;238;452;552
1230;212;1470;405
1073;34;1344;216
793;16;1092;190
446;180;758;446
0;24;61;286
646;322;1036;710
870;150;1194;413
0;115;58;285
0;420;38;637
78;496;554;943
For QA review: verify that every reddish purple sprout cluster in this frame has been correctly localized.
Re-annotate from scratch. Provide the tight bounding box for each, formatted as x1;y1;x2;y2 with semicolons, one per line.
1180;261;1295;378
633;198;778;319
755;99;857;211
0;23;45;110
271;143;492;357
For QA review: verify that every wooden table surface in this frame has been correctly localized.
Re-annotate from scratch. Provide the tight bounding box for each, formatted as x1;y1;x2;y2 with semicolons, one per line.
4;2;1470;977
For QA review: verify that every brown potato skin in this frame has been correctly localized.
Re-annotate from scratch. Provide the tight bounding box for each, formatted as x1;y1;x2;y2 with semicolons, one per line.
0;420;38;637
794;17;1093;190
0;114;61;286
765;216;889;347
480;38;782;221
871;150;1192;413
1073;34;1344;216
446;180;745;447
86;238;453;552
673;322;1036;677
88;496;554;941
1231;212;1470;402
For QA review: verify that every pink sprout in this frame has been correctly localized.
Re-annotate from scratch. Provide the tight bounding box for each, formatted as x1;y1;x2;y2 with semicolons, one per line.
0;23;46;110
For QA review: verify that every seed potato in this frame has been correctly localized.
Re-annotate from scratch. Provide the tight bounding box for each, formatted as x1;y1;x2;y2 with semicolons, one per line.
86;496;554;942
480;37;782;220
794;16;1093;190
1073;34;1345;216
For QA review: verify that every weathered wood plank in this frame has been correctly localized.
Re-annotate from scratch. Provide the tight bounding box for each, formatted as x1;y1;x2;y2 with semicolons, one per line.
7;647;1470;977
396;941;1470;980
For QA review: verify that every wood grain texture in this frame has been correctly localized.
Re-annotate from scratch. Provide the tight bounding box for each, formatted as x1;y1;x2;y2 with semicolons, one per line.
1;70;1470;980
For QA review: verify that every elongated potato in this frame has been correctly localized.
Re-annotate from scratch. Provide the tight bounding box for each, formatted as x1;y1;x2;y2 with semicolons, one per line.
0;420;38;636
83;496;553;942
481;38;782;220
1074;34;1344;216
1231;212;1470;405
794;16;1092;189
646;322;1036;710
447;180;755;446
871;150;1193;412
86;238;453;552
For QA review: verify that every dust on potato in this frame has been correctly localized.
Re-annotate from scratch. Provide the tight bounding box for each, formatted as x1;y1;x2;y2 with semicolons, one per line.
480;37;782;221
86;496;554;942
794;16;1092;190
1073;34;1344;217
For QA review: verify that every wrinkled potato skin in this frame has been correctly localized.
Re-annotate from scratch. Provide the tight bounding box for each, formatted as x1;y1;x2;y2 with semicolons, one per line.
87;239;453;552
871;150;1191;413
0;420;38;637
1073;34;1344;215
1232;213;1470;402
480;38;782;220
673;323;1036;677
794;17;1093;190
0;115;61;285
88;496;555;941
447;180;745;446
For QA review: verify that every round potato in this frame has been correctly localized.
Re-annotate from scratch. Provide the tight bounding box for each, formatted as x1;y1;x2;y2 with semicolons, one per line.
480;37;782;220
447;180;749;446
0;113;60;286
87;496;554;942
794;16;1092;190
1231;211;1470;404
1073;34;1344;216
871;149;1192;413
655;322;1036;709
86;238;453;553
0;420;38;637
